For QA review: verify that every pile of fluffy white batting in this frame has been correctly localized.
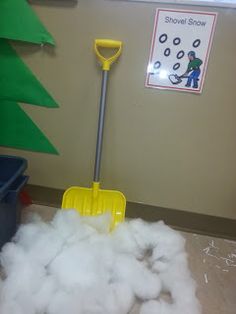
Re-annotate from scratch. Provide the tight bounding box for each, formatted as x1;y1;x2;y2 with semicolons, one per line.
0;209;201;314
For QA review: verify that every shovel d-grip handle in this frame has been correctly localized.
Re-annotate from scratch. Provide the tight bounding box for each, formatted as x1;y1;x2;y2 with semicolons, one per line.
94;39;122;71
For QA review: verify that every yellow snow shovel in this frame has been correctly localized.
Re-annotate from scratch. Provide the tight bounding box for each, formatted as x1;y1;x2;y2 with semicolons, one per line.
62;39;126;230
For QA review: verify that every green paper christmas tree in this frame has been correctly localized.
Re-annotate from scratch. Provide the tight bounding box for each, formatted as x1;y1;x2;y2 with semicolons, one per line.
0;0;59;154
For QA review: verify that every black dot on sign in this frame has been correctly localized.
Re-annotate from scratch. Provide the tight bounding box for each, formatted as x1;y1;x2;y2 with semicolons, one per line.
164;48;171;57
173;63;180;70
177;50;185;59
193;39;201;48
159;33;168;44
173;37;181;45
154;61;161;69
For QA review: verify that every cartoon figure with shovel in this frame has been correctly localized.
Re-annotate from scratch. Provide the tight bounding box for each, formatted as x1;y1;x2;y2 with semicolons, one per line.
169;51;202;89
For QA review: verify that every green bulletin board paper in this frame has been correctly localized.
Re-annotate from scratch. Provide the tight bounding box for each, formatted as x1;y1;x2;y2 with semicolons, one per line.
0;0;55;45
0;100;58;154
0;39;59;108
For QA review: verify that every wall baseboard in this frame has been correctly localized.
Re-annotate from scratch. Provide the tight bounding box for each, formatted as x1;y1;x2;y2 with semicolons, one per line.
25;184;236;240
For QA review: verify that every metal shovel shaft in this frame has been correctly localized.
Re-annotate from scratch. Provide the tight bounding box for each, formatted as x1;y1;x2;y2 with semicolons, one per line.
93;70;109;182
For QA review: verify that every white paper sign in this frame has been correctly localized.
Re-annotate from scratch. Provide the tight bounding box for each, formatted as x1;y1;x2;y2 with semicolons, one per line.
146;9;217;93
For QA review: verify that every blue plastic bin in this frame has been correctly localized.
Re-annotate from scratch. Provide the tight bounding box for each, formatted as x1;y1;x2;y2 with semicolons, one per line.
0;155;28;249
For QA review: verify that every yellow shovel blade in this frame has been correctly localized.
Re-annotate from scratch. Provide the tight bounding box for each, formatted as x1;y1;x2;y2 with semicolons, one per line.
61;183;126;230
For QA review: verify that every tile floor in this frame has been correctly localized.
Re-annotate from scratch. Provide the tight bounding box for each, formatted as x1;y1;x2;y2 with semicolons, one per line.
21;204;236;314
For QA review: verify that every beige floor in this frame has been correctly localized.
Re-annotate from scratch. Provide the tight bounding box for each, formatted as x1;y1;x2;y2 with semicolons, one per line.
21;204;236;314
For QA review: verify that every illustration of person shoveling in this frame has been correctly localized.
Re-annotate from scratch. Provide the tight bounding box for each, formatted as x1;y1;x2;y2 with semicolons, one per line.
169;51;203;89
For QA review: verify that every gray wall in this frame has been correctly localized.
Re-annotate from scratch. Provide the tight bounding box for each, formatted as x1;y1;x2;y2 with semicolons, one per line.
1;0;236;219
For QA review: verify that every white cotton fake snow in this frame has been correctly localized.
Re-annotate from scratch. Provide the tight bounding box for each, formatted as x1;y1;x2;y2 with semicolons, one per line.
0;209;201;314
